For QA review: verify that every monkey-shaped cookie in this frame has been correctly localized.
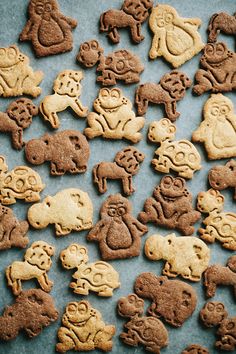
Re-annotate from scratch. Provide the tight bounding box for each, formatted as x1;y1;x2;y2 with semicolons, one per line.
139;175;201;235
192;94;236;159
200;301;228;327
84;88;145;143
20;0;77;57
193;42;236;95
149;4;204;68
87;194;147;260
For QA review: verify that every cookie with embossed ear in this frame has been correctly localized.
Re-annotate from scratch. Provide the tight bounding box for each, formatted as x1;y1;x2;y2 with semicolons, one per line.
181;344;209;354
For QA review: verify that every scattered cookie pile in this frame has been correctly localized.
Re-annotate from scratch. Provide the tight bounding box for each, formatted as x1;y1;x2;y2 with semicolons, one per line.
0;0;236;353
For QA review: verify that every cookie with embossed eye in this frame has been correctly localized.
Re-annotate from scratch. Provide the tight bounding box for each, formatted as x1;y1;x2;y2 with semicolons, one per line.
200;301;228;327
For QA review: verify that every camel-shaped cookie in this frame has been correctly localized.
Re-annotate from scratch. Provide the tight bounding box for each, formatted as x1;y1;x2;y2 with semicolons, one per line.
208;11;236;43
208;159;236;200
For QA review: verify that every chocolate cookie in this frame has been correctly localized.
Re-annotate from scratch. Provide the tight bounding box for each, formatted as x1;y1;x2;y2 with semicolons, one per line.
200;301;228;327
208;160;236;200
181;344;209;354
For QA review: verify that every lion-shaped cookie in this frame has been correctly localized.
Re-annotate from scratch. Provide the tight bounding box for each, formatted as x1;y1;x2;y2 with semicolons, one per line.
6;241;54;295
56;300;116;353
39;70;88;128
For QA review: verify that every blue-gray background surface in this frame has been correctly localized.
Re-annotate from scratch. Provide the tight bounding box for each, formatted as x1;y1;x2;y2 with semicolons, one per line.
0;0;235;353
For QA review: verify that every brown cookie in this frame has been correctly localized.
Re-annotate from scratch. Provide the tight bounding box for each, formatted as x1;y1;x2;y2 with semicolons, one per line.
204;255;236;298
138;175;201;235
0;205;29;250
208;160;236;200
0;98;38;150
200;301;228;327
134;272;197;327
93;147;145;195
25;130;90;175
135;70;192;120
56;300;116;352
87;194;147;260
216;317;236;351
100;0;153;44
193;42;236;96
0;289;58;341
117;293;169;353
77;39;144;85
208;12;236;43
181;344;209;354
20;0;77;57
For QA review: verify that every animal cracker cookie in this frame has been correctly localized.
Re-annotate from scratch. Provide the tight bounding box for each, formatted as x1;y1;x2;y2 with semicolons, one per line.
208;12;236;43
93;147;145;196
84;88;145;143
192;94;236;159
0;289;58;341
135;71;192;120
216;316;236;351
0;205;29;250
149;4;204;68
193;42;236;96
138;175;201;235
200;301;228;327
100;0;153;44
28;188;93;236
6;241;54;296
197;189;236;250
204;255;236;299
145;233;210;281
0;98;38;150
25;130;90;175
181;344;209;354
77;39;144;85
20;0;77;57
0;45;43;97
87;194;147;260
0;155;45;205
60;243;120;296
56;300;116;353
208;160;236;200
134;272;197;327
148;118;201;178
117;293;169;353
40;70;88;128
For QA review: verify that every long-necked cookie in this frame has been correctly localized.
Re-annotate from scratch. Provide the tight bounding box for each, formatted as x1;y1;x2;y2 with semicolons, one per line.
0;289;58;341
0;45;43;97
25;130;90;175
28;188;93;236
6;241;54;296
60;243;120;296
148;118;201;178
135;71;192;119
200;301;228;327
56;300;116;352
149;4;204;68
208;160;236;200
208;12;236;43
20;0;77;57
0;155;45;205
192;94;236;159
138;175;201;235
145;233;210;281
84;88;145;143
39;70;88;128
87;194;147;260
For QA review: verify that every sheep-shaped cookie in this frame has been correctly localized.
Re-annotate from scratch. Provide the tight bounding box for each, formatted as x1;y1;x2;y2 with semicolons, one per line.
197;189;236;250
145;233;210;281
27;188;93;236
60;243;120;296
148;118;201;179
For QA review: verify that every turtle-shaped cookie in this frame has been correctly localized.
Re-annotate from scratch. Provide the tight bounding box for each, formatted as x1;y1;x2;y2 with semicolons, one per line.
148;118;201;179
0;156;45;205
60;243;120;296
77;39;144;85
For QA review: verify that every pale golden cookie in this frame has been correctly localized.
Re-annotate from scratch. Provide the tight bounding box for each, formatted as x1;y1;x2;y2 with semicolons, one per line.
27;188;93;236
148;118;201;178
0;45;43;97
84;87;145;143
6;241;54;296
149;4;204;68
145;233;210;282
60;243;120;296
40;70;88;128
192;94;236;159
56;300;116;353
